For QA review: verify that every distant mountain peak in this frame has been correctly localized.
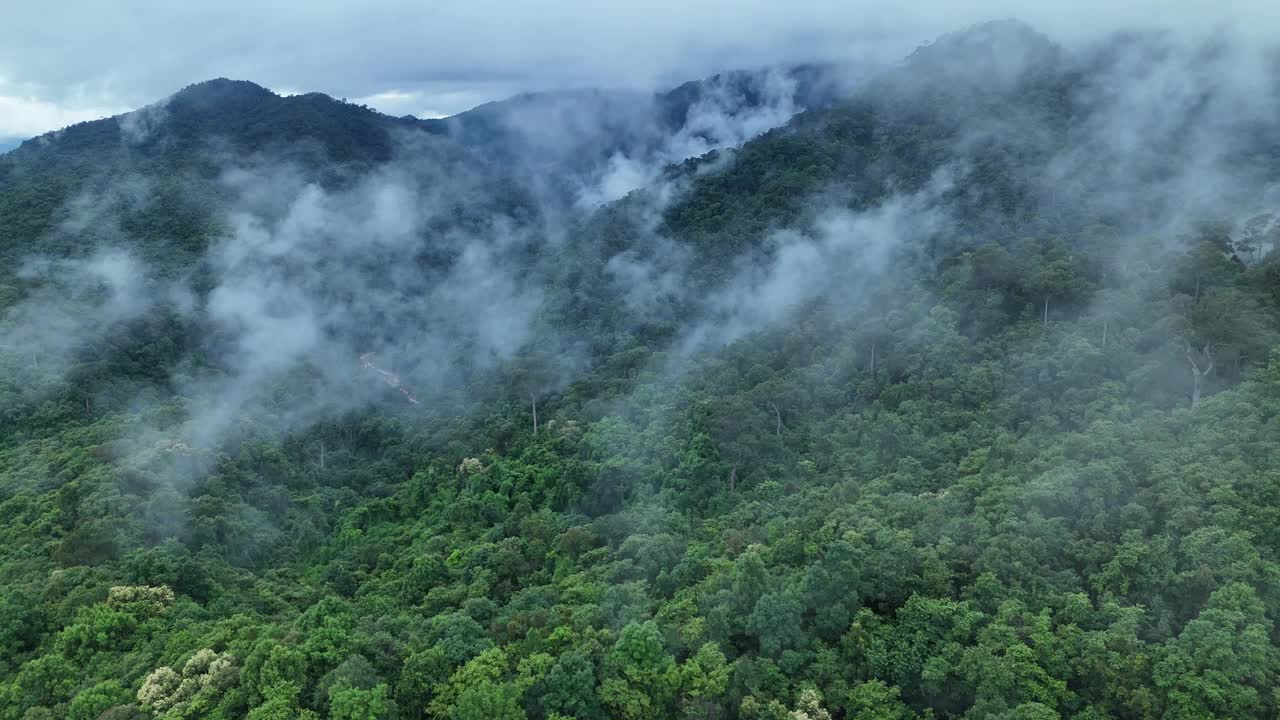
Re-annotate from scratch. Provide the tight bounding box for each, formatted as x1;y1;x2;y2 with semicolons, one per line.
173;77;274;97
896;18;1062;95
925;18;1051;50
167;78;277;112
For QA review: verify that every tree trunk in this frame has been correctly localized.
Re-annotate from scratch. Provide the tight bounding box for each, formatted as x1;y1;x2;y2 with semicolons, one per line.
1101;318;1108;347
530;394;538;436
728;463;738;493
1184;340;1215;409
1043;295;1049;326
869;342;876;373
320;439;326;470
766;401;783;436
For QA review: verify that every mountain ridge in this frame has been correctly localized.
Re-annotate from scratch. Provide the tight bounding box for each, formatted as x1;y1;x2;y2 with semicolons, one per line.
4;20;1280;720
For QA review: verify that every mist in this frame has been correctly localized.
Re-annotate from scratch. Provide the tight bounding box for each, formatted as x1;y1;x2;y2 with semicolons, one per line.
7;10;1280;720
6;19;1280;454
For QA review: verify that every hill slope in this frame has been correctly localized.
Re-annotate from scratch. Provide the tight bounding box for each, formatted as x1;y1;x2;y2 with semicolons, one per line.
2;20;1280;720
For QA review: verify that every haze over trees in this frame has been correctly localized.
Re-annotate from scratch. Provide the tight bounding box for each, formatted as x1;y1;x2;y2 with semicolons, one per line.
3;18;1280;720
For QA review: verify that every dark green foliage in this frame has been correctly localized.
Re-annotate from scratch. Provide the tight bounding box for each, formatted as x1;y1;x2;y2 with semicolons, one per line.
5;21;1280;720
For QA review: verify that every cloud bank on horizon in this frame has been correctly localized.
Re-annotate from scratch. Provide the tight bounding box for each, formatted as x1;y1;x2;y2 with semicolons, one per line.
0;0;1274;139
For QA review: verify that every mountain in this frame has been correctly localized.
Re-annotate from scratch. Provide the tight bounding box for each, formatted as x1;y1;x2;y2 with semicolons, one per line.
4;78;419;164
417;63;863;204
3;20;1280;720
0;64;853;270
420;62;859;161
0;77;541;276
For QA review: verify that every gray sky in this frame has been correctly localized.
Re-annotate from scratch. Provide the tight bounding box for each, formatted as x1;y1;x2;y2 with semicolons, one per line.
0;0;1272;140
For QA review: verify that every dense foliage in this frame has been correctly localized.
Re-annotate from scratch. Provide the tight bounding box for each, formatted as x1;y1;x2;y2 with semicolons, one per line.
4;20;1280;720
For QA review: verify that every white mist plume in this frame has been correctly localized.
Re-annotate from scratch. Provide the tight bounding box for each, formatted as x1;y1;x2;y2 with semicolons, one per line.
578;69;806;207
163;155;555;447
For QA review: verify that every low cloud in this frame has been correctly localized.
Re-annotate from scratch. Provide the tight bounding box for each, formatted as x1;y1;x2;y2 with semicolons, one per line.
0;79;127;137
0;248;189;389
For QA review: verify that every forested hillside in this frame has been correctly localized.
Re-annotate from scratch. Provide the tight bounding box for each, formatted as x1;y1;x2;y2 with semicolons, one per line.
3;19;1280;720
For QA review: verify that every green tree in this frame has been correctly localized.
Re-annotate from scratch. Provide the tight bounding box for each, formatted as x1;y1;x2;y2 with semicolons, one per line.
749;592;805;658
395;647;450;719
329;682;396;720
539;651;603;720
67;680;132;720
1154;582;1277;719
678;642;731;719
600;621;678;720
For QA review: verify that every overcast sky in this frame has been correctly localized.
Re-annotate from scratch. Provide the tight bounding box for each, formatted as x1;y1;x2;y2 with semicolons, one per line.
0;0;1273;140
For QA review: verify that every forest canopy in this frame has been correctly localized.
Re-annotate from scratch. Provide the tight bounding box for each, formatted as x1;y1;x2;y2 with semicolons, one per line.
2;18;1280;720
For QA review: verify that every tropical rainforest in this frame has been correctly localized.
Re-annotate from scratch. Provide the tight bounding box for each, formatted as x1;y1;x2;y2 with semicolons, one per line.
3;19;1280;720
